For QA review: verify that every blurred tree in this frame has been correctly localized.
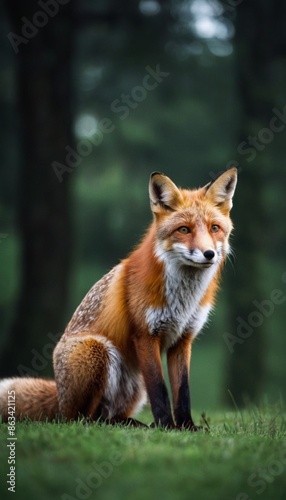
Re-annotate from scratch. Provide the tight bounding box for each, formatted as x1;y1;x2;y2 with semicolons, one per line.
0;0;75;376
225;0;286;405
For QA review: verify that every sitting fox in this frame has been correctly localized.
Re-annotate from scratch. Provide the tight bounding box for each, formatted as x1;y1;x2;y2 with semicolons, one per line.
0;169;237;429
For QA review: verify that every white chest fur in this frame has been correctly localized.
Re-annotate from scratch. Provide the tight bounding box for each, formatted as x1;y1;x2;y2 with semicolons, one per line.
145;261;217;348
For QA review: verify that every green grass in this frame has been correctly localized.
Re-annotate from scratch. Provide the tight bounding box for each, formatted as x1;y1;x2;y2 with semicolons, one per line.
1;406;286;500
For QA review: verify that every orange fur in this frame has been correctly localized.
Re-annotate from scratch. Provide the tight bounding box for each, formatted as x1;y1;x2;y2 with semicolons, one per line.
0;169;237;427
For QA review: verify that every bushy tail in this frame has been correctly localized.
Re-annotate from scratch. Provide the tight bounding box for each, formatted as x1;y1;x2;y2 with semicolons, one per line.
0;377;59;422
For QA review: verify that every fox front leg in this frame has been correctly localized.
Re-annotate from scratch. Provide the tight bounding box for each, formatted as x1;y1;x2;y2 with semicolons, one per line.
133;334;175;429
167;334;202;431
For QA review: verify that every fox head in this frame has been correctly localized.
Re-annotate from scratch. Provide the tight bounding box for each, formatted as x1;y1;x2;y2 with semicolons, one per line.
149;168;237;269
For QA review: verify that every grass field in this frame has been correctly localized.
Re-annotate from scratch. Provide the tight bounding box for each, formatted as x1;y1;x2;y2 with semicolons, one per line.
1;405;286;500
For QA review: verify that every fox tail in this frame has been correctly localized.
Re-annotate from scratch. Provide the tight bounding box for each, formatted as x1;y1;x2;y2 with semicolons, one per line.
0;377;59;422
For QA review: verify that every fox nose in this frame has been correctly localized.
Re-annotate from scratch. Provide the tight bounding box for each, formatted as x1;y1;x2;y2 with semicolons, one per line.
204;250;215;261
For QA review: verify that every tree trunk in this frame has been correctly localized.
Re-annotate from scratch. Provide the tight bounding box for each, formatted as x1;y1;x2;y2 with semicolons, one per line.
1;1;74;377
225;0;286;405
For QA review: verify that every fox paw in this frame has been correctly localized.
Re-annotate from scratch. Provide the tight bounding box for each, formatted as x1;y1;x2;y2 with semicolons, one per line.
180;423;204;432
109;417;148;428
176;421;209;432
149;421;176;430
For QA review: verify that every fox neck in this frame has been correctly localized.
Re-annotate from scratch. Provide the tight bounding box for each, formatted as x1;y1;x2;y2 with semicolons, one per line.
161;250;221;310
131;223;222;344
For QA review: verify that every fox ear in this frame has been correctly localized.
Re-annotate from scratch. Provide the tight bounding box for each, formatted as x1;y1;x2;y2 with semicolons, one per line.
204;168;237;213
149;172;183;213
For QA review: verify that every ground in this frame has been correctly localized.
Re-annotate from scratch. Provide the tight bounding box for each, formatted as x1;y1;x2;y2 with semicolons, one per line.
0;405;286;500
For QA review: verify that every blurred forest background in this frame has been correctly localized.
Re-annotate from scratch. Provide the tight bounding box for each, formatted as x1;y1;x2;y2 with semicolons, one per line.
0;0;286;411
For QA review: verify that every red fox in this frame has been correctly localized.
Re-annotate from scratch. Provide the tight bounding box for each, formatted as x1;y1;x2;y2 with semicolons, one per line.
0;169;237;429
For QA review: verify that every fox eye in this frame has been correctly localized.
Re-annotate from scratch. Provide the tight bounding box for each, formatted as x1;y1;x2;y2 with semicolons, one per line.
211;224;220;233
177;226;191;234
